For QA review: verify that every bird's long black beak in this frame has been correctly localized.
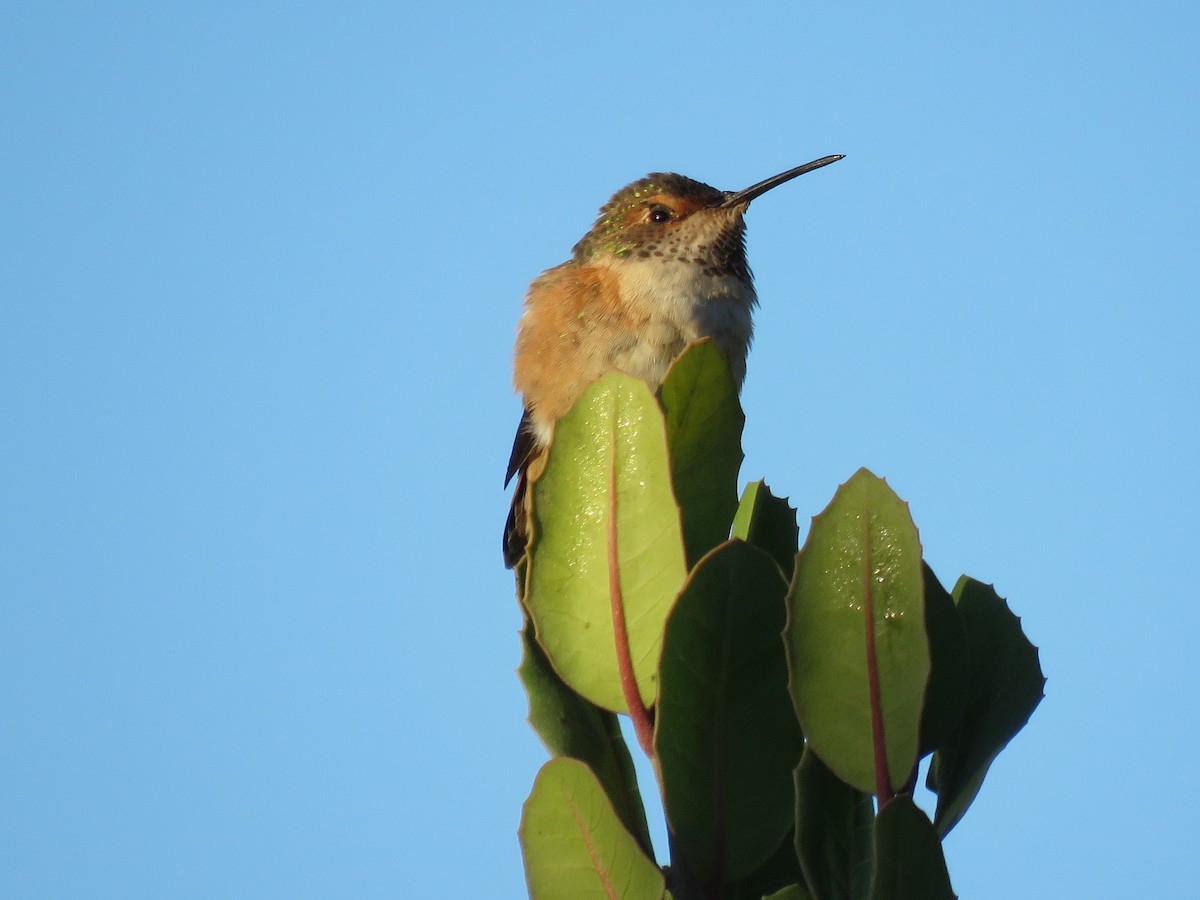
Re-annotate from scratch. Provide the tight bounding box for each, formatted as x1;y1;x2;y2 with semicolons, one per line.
717;154;845;209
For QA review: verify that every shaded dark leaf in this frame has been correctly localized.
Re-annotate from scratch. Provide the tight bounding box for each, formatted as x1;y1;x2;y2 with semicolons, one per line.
658;340;745;568
519;619;652;851
729;827;807;900
929;578;1045;836
657;540;802;886
918;563;969;756
794;746;874;900
731;479;801;579
869;797;955;900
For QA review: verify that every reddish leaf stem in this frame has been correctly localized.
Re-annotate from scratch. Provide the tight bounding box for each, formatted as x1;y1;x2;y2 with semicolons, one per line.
862;514;895;806
567;792;619;900
607;430;655;758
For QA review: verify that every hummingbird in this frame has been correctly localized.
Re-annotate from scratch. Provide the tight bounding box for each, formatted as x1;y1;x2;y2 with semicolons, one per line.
503;154;844;568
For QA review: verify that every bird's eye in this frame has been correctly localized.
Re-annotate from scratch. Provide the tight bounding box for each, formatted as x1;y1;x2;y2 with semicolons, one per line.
649;204;672;224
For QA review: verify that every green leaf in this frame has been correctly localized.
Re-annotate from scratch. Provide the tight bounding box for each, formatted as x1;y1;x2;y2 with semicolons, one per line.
732;480;801;579
729;828;807;900
658;340;745;568
527;373;688;712
918;563;969;756
520;757;666;900
869;797;956;900
929;578;1045;836
655;540;802;886
762;886;815;900
518;619;652;852
794;745;874;900
786;469;930;795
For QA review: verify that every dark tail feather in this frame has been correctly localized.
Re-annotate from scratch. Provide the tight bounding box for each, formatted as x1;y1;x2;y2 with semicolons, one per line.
503;410;538;568
505;410;536;488
503;470;528;569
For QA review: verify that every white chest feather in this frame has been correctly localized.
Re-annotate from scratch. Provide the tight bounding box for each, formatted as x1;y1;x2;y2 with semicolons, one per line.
598;255;756;387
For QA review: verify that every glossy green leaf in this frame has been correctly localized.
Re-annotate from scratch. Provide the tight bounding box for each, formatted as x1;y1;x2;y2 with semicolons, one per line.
527;373;688;712
918;563;969;756
520;757;665;900
869;797;956;900
658;340;745;568
732;480;801;579
786;469;930;795
794;746;874;900
656;540;801;886
518;619;652;851
929;578;1045;836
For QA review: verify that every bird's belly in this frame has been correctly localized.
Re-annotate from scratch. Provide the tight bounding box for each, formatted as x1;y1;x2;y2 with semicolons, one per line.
608;320;692;386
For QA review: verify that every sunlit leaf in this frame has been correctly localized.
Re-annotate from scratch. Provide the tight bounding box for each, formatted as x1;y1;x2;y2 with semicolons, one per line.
520;757;665;900
526;373;688;712
787;469;929;795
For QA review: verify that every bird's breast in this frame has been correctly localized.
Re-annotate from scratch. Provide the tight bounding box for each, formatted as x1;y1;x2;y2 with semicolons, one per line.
602;256;756;387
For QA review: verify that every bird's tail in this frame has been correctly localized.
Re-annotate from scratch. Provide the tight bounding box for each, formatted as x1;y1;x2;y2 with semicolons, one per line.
503;470;529;569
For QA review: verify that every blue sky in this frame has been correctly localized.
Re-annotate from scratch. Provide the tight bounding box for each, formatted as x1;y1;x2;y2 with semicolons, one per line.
2;2;1196;897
